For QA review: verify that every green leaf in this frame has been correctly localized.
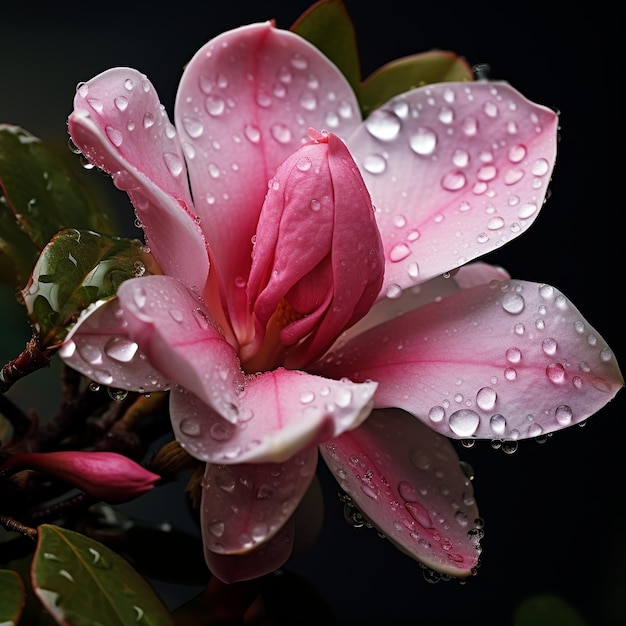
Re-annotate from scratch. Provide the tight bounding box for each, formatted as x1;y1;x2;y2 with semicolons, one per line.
0;568;26;624
32;524;173;626
0;125;115;289
360;50;475;117
291;0;361;98
22;229;147;347
514;593;587;626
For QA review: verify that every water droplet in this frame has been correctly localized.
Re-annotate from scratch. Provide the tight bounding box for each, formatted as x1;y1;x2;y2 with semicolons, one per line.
105;125;123;147
517;202;538;219
441;170;466;191
405;501;434;529
104;337;138;363
300;391;315;404
270;123;292;144
362;154;387;174
209;521;225;537
508;144;527;163
163;152;184;177
296;156;312;171
389;243;411;262
542;337;558;356
114;96;128;112
505;347;522;363
409;127;437;155
546;362;566;383
365;109;402;140
476;387;497;411
555;404;573;425
428;405;445;423
107;387;128;401
449;409;480;437
531;158;550;176
143;113;155;129
182;117;204;138
398;481;416;501
501;292;525;314
180;417;201;437
205;95;225;116
210;423;233;441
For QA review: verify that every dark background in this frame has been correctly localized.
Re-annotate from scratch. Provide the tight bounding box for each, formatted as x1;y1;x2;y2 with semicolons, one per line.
1;1;623;625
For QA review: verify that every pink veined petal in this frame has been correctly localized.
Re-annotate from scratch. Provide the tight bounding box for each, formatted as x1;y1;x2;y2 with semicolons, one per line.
170;370;377;464
174;22;360;337
205;515;296;584
320;408;482;577
315;279;624;441
323;262;510;354
116;275;244;423
69;68;209;294
244;131;384;370
346;81;558;296
58;297;171;393
200;447;317;555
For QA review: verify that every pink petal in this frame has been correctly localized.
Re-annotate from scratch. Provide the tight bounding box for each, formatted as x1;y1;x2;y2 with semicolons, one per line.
170;369;377;464
59;296;171;392
116;275;244;422
315;280;624;441
205;516;295;584
200;447;317;555
320;409;482;577
69;68;209;293
324;262;510;354
347;82;558;295
174;23;360;337
244;131;384;370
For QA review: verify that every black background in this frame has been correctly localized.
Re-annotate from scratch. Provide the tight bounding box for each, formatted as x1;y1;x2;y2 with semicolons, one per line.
1;1;623;625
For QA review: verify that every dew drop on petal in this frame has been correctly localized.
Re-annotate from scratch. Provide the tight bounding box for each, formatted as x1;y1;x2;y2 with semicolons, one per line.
501;292;525;314
365;109;402;140
490;413;506;435
555;404;573;425
448;409;480;437
546;362;566;383
476;387;497;411
408;127;437;155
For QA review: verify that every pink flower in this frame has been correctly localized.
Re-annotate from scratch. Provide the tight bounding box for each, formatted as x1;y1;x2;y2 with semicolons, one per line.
57;21;623;583
1;451;160;503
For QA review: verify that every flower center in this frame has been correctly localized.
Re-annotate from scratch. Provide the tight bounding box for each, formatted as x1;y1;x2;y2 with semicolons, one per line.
240;298;305;373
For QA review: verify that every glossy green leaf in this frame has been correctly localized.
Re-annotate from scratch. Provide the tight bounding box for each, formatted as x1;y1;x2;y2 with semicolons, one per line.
32;524;173;626
291;0;361;98
514;594;587;626
360;50;475;117
0;569;26;624
0;125;114;289
22;228;147;347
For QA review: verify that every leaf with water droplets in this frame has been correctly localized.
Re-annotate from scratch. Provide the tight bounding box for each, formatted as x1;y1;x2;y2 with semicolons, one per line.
320;408;482;577
0;569;26;624
32;524;173;626
21;228;149;347
360;51;474;117
0;124;114;289
291;0;361;98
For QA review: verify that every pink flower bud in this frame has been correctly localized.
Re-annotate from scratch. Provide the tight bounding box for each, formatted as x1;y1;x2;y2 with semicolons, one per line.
1;451;160;503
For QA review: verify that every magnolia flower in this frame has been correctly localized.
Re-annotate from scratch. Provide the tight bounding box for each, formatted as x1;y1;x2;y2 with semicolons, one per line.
57;21;623;583
1;451;160;503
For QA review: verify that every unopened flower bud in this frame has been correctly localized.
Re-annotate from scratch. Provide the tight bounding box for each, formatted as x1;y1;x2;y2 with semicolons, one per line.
1;451;160;503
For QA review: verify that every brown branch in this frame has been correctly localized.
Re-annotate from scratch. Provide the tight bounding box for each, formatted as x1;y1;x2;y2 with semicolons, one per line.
0;514;37;540
0;333;54;394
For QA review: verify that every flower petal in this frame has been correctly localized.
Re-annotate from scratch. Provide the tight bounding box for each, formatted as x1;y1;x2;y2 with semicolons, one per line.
200;447;317;556
69;68;209;293
347;81;558;294
116;275;244;421
59;297;171;392
316;279;624;440
323;262;510;354
204;516;295;584
320;409;482;577
174;22;360;335
244;130;384;370
170;370;377;464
